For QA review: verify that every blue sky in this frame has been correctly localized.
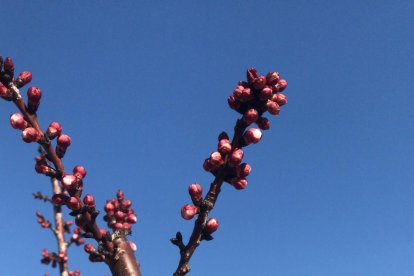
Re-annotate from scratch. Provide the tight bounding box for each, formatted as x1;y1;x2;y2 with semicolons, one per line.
1;1;414;275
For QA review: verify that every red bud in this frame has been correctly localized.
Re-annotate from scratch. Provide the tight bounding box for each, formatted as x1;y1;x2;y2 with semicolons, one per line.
205;218;219;234
181;204;198;220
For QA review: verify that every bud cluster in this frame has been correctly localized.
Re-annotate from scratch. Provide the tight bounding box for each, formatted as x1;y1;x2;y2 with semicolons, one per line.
36;211;51;229
70;227;85;246
40;248;68;268
228;68;287;131
103;190;137;232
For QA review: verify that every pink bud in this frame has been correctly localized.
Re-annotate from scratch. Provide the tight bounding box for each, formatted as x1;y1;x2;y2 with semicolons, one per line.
73;165;87;179
83;194;95;207
22;127;41;143
232;178;248;190
266;100;280;115
188;183;203;201
84;244;95;253
4;57;14;73
237;163;252;177
0;82;8;97
128;241;137;252
35;163;51;175
243;109;259;125
218;139;232;154
246;68;258;84
42;249;49;257
99;229;108;236
205;218;219;234
203;158;214;172
10;113;27;130
274;79;288;92
210;151;224;166
273;93;287;106
227;96;240;110
18;71;32;85
104;201;115;213
229;148;244;165
67;197;81;210
233;85;244;99
240;87;253;101
52;194;68;205
252;76;266;90
181;204;198;220
46;122;62;139
123;222;131;231
117;190;124;200
257;117;270;130
115;211;125;221
121;199;132;210
266;71;280;86
27;86;42;113
243;128;262;145
62;174;77;189
57;134;71;150
127;214;137;224
259;87;273;101
114;222;124;230
218;132;229;141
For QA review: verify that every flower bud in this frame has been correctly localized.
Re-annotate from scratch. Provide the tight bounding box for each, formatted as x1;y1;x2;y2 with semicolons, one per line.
240;87;253;102
115;211;125;221
181;204;198;220
218;139;232;154
188;183;203;201
83;194;95;207
4;57;14;73
57;134;71;157
205;218;219;234
121;199;132;210
127;214;137;224
232;178;248;189
10;113;27;130
128;241;137;252
256;117;270;130
67;197;81;210
274;79;288;92
123;222;131;231
246;68;258;84
104;201;115;214
117;190;124;200
22;127;41;143
35;162;52;175
237;163;252;177
243;108;259;125
227;96;240;110
209;151;224;167
52;194;69;205
252;76;266;90
229;148;244;165
266;71;280;86
218;131;229;141
273;93;287;106
73;165;87;179
203;158;214;172
0;82;8;97
243;128;262;145
259;87;273;101
62;174;77;189
266;100;280;115
114;222;124;230
233;85;244;99
46;122;62;139
27;86;42;113
84;244;95;253
17;71;32;85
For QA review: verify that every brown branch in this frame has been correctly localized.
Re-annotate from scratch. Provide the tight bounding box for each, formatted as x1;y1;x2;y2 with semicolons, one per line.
2;61;142;276
173;119;248;275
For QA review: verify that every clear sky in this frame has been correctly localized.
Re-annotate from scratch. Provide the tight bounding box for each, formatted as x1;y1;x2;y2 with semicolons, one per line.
1;1;414;275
